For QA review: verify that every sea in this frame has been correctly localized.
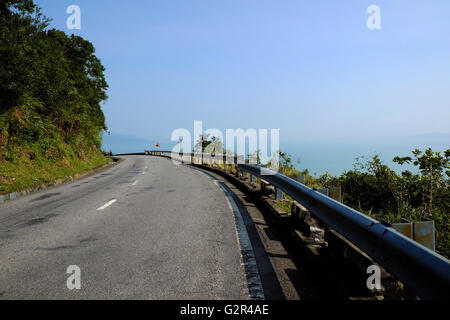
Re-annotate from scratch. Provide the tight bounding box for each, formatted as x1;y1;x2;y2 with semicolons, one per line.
102;133;449;177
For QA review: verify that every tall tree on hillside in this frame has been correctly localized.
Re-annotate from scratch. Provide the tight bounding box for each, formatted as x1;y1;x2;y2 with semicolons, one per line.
0;0;108;152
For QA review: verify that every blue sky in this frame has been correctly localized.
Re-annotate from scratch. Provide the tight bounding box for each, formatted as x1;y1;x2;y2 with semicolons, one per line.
37;0;450;147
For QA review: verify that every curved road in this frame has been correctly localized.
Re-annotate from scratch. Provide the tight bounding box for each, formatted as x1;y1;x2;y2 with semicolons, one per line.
0;156;256;299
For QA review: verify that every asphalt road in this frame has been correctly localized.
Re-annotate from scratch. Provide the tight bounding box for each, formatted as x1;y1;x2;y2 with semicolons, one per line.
0;156;253;299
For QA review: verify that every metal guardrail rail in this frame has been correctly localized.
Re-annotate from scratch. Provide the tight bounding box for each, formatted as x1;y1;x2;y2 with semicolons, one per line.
117;151;450;299
237;163;450;300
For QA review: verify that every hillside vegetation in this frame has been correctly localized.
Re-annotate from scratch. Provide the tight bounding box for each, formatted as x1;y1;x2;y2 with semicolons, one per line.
0;0;109;194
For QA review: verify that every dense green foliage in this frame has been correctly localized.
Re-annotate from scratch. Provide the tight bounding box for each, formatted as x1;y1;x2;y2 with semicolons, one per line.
274;149;450;257
0;0;109;192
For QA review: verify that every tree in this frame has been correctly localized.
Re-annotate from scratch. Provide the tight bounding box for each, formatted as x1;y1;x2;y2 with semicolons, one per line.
393;148;450;217
278;151;291;174
0;0;35;14
0;0;108;154
248;149;262;165
194;133;212;152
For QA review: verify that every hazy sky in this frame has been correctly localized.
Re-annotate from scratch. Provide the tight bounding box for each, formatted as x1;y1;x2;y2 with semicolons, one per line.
37;0;450;144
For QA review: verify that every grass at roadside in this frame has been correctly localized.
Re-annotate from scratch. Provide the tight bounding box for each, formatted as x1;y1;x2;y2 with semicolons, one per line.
274;198;293;213
0;151;109;195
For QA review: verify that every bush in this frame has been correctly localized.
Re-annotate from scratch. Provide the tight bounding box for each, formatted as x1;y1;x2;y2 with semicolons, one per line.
270;150;449;257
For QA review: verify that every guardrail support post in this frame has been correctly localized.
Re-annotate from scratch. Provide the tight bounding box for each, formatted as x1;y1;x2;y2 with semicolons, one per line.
275;187;283;200
250;173;256;187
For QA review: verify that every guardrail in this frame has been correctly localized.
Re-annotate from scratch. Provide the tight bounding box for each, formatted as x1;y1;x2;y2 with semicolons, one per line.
237;163;450;300
118;150;450;299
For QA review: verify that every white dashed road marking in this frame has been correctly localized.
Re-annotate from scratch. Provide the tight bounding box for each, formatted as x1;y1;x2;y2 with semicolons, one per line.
96;199;117;211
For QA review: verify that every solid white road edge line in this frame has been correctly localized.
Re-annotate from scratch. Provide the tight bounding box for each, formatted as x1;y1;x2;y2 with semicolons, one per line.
213;179;265;300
